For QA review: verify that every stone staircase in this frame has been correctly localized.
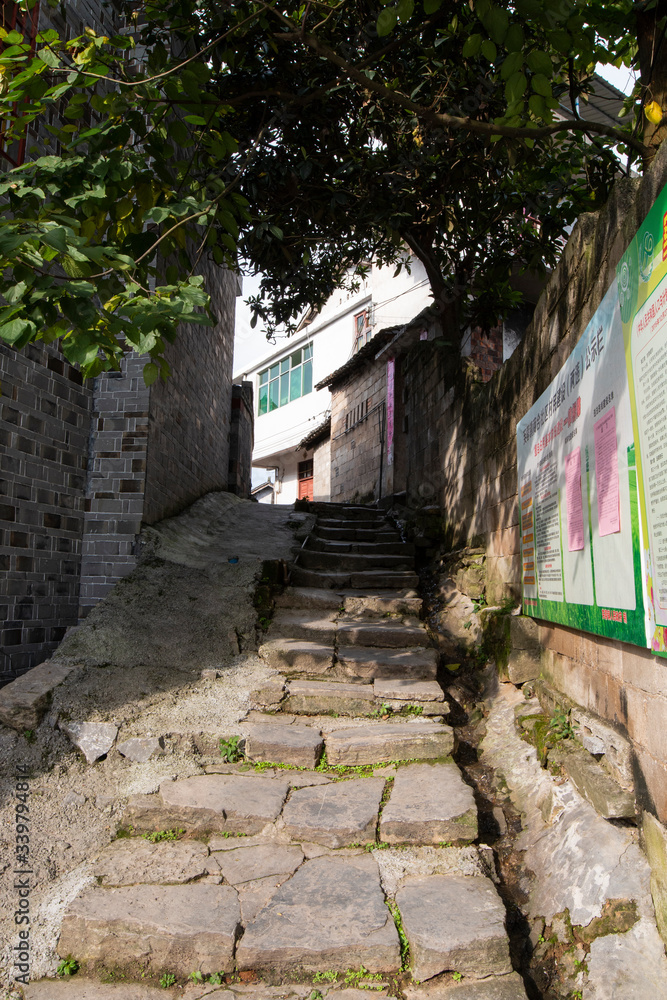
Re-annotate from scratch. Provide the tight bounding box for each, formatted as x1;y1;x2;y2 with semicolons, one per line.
28;504;528;1000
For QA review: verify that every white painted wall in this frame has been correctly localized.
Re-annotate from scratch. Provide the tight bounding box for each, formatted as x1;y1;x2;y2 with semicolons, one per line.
233;258;433;478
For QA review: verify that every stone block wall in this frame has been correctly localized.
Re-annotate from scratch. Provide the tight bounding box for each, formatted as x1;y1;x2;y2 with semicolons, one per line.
313;436;331;501
228;381;254;497
403;141;667;822
0;343;91;681
330;362;387;501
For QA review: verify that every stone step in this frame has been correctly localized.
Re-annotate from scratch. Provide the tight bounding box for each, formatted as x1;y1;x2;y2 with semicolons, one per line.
236;854;400;972
25;982;177;999
284;679;376;715
396;874;512;981
315;526;401;542
123;773;290;834
299;550;413;572
335;645;438;681
325;720;455;765
374;678;448;716
337;617;430;648
406;972;529;1000
317;517;389;530
291;567;420;590
267;611;338;644
259;639;334;674
241;721;324;767
282;776;386;847
275;587;421;616
308;538;414;556
275;587;345;611
379;763;478;844
57;883;241;977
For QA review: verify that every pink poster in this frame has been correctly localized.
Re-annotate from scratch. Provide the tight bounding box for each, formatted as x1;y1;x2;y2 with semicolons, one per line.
386;357;395;466
565;447;585;551
594;406;621;536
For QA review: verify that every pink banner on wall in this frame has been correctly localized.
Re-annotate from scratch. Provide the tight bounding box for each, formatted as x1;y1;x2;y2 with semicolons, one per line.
594;406;621;536
386;357;395;466
565;446;585;551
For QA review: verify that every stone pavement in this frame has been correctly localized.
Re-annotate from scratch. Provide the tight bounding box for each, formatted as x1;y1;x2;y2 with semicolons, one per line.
28;504;526;997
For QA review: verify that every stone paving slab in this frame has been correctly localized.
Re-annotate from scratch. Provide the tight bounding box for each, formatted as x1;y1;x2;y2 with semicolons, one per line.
337;619;429;648
396;874;512;981
267;612;338;644
404;972;529;1000
216;843;304;884
285;679;375;715
236;854;400;972
335;645;438;681
259;639;334;674
374;679;444;703
25;983;175;999
237;873;295;924
124;774;290;834
380;763;478;845
282;778;386;847
242;722;324;767
343;593;422;615
58;883;241;977
92;838;217;886
326;721;454;766
61;721;118;763
0;657;77;730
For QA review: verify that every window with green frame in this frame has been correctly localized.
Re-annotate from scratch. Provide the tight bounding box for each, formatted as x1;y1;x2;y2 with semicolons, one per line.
258;344;313;416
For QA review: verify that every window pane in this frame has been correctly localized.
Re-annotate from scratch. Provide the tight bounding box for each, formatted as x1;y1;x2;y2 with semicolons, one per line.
270;363;279;380
290;349;302;368
303;343;313;361
290;366;302;400
258;384;268;415
280;372;289;407
259;369;269;385
269;379;279;411
302;359;313;396
280;358;290;374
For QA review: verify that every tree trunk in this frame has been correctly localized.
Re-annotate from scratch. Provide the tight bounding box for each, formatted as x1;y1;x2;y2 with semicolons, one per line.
637;0;667;166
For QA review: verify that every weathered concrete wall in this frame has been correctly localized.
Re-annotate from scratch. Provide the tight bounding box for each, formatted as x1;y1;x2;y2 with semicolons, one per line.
228;381;254;497
330;360;387;502
404;141;667;823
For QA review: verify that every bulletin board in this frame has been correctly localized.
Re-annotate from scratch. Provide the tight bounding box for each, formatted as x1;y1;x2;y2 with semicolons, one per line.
517;178;667;654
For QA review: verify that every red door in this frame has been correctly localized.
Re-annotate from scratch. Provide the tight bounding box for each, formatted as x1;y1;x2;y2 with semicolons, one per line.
298;459;314;500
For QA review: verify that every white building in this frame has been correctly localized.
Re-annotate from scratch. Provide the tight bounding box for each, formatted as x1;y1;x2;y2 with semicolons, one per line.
233;258;432;503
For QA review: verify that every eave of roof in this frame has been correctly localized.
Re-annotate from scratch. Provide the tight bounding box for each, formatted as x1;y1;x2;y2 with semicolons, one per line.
297;414;331;450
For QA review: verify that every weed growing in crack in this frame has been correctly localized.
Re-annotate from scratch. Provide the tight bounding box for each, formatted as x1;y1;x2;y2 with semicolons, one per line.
549;709;578;742
159;972;176;988
57;956;79;977
386;899;410;970
220;735;243;762
142;829;184;843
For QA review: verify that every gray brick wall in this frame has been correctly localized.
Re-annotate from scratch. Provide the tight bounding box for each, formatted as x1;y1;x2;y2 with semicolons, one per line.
0;343;92;682
143;262;238;524
330;364;387;502
78;355;151;615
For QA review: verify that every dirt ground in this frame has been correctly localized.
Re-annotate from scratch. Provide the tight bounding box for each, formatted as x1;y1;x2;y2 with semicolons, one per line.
0;494;312;991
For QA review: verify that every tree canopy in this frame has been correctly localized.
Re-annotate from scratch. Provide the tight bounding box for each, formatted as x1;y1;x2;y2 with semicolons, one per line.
0;0;665;376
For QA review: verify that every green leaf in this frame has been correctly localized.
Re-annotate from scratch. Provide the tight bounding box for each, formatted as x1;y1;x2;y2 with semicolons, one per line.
526;50;552;76
481;39;497;62
505;72;527;105
482;6;509;44
41;227;69;253
504;23;524;52
501;52;524;80
531;74;552;98
0;317;33;345
167;118;190;146
528;93;548;119
396;0;414;21
37;47;60;68
549;29;571;53
462;34;482;58
377;8;398;36
423;0;442;12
